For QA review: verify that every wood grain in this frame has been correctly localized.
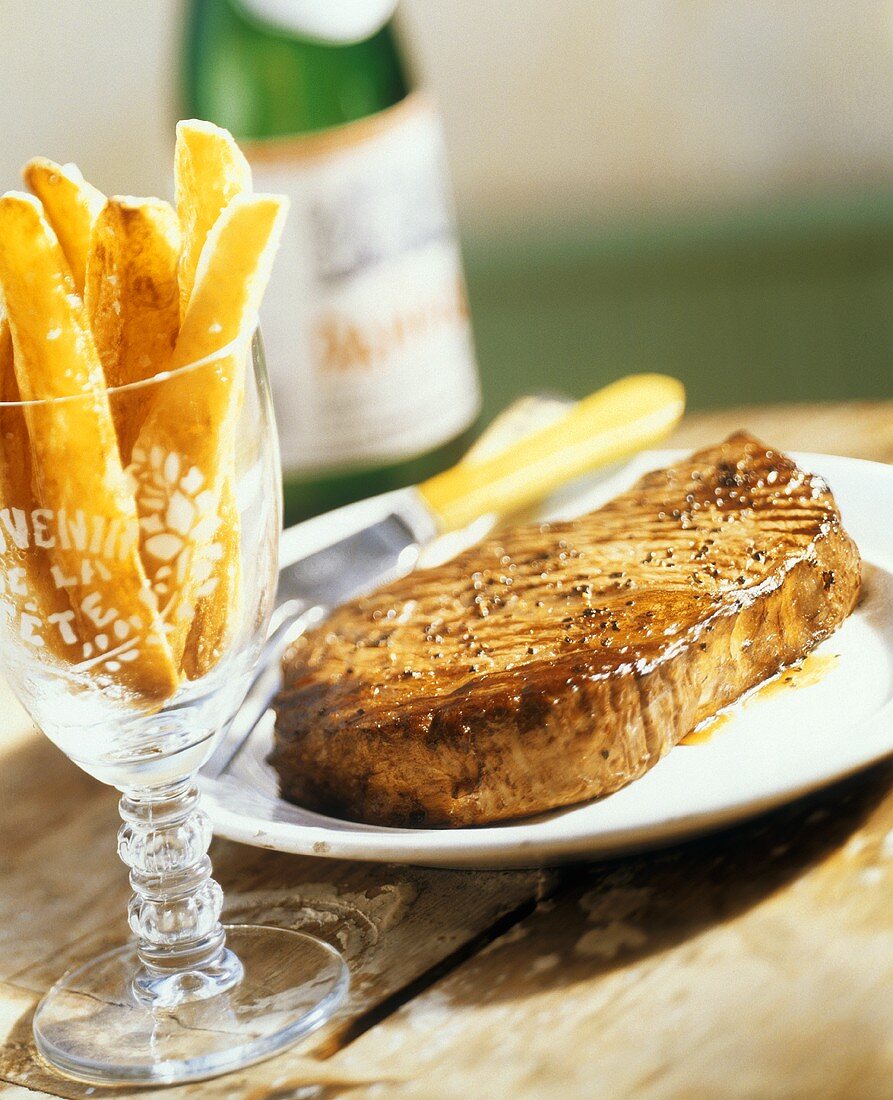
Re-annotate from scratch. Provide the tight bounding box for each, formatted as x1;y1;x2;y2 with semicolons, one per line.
0;401;890;1099
672;400;893;464
330;763;893;1100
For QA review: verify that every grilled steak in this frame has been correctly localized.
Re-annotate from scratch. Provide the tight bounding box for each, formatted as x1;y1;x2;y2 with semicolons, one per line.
272;434;860;827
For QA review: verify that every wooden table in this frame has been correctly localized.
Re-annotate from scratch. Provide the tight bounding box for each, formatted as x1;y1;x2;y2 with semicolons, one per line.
1;402;891;1100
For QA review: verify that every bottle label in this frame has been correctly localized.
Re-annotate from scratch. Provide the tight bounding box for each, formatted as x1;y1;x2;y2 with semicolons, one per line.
244;93;481;474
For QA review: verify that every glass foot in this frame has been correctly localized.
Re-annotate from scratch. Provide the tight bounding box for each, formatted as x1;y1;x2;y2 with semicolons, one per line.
32;924;349;1085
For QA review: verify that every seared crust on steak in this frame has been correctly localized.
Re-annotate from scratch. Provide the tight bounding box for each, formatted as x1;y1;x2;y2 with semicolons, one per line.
271;434;861;827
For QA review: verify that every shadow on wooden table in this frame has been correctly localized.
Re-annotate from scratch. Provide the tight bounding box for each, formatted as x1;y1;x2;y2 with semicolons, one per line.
425;759;893;1010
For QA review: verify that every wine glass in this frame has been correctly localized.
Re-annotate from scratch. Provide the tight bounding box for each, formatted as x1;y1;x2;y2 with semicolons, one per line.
0;334;348;1085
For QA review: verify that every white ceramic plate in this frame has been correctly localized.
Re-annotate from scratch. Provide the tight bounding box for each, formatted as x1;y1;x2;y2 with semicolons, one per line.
201;450;893;869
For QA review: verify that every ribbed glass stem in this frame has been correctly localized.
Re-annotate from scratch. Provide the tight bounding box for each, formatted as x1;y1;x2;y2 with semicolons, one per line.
117;779;241;1007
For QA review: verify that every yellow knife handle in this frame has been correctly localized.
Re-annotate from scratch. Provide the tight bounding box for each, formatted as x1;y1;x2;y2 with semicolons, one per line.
417;373;685;532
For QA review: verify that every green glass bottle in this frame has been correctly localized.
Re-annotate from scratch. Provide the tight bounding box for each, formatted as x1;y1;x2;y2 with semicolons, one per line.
183;0;480;524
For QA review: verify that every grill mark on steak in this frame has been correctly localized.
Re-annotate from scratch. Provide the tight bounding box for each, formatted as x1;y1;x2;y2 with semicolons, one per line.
272;433;861;827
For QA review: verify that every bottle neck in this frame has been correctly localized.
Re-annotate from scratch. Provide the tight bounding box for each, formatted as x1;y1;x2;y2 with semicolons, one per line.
235;0;399;44
186;0;411;139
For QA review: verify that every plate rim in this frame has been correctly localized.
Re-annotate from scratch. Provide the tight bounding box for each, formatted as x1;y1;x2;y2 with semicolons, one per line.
203;448;893;868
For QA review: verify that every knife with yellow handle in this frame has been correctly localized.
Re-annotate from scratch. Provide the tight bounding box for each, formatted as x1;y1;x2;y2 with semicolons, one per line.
202;373;684;779
420;373;685;530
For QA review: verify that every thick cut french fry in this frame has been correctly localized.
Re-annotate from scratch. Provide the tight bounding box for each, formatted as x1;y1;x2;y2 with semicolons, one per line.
180;488;240;680
175;121;251;679
0;193;178;701
175;120;252;319
85;197;181;462
0;319;81;666
131;194;287;670
22;159;105;295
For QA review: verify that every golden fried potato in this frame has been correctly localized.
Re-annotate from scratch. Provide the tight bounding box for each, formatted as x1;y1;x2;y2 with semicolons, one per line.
179;488;240;680
131;194;288;671
174;121;252;679
0;318;82;665
85;197;181;462
22;158;105;295
175;119;252;318
0;193;178;701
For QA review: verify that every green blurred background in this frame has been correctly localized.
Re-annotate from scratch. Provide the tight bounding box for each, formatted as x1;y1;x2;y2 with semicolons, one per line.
464;188;893;420
398;1;893;418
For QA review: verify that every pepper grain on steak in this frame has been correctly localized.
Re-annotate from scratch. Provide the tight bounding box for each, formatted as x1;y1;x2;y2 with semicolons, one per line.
271;433;861;827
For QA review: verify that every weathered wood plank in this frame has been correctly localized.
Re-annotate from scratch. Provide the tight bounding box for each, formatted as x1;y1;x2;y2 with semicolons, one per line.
0;1085;53;1099
0;683;102;874
320;763;893;1100
671;400;893;464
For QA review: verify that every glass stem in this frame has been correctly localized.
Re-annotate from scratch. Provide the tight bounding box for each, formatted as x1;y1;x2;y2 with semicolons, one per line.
117;778;242;1007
